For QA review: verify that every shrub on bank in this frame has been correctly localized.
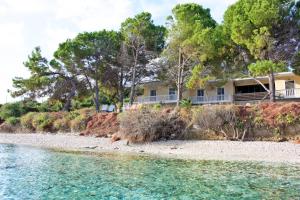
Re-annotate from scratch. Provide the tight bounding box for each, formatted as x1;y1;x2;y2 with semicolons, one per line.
53;118;70;132
32;113;56;132
6;117;20;126
20;112;36;131
192;105;253;140
18;108;95;133
118;108;188;143
0;102;24;120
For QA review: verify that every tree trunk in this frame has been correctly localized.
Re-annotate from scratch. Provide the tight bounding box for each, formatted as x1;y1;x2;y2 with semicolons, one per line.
129;67;136;105
176;49;183;107
118;68;124;112
94;80;100;112
129;45;139;106
62;79;76;111
268;70;276;102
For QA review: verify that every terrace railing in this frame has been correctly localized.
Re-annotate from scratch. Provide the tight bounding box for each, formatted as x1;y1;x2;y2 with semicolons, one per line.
190;95;233;104
276;88;300;99
136;95;178;104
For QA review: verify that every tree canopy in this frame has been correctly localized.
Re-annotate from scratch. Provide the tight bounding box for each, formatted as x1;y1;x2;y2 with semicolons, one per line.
11;0;300;108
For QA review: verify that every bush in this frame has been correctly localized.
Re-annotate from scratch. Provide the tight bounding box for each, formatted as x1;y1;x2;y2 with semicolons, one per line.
20;112;36;130
6;117;20;126
180;99;192;108
32;113;55;132
192;105;252;140
0;102;24;120
118;108;188;143
53;118;70;132
69;108;95;132
70;116;87;132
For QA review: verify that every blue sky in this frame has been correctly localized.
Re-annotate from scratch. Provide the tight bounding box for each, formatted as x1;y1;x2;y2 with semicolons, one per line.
0;0;237;103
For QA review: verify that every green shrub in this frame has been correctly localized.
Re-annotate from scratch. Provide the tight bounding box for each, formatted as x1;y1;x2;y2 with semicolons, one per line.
6;117;20;126
118;108;188;143
180;99;192;109
53;118;70;132
70;116;87;132
20;112;36;130
32;113;55;132
152;103;162;110
0;102;24;120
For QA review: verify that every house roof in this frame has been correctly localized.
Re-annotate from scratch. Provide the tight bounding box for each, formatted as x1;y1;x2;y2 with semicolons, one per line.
140;72;296;86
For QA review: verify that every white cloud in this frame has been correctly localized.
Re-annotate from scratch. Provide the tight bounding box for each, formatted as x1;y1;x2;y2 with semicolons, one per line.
0;0;47;14
54;0;133;31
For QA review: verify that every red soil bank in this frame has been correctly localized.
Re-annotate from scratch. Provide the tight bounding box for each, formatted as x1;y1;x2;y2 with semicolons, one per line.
258;102;300;127
81;113;119;137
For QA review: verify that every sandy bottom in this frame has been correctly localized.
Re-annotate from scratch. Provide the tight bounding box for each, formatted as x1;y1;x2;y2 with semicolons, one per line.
0;133;299;163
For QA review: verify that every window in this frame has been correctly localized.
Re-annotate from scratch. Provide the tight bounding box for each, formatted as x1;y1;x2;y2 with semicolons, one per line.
169;88;176;100
217;88;225;101
197;89;204;102
235;84;269;94
285;81;295;96
150;90;156;101
150;90;156;96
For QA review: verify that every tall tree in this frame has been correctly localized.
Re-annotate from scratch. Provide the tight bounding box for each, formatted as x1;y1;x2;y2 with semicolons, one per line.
73;30;122;112
12;47;84;111
162;3;216;106
121;12;166;105
223;0;300;101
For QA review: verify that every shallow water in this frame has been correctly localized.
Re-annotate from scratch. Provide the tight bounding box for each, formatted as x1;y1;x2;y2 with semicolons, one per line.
0;144;299;199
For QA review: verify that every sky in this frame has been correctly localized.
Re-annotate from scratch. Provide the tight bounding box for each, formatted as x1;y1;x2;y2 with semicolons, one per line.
0;0;237;104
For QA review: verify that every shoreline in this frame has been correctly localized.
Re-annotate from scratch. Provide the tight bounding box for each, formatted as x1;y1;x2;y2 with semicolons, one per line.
0;133;299;163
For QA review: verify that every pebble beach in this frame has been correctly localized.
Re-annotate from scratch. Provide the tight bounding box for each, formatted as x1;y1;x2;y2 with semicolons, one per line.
0;133;299;163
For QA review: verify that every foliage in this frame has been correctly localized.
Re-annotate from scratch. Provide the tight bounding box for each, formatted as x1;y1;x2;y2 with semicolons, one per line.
180;99;192;108
0;102;23;120
118;108;188;143
161;3;217;105
6;117;20;126
248;60;286;76
70;116;87;132
192;105;252;140
224;0;283;59
20;112;36;130
69;108;96;132
121;12;166;105
32;113;56;132
53;118;70;132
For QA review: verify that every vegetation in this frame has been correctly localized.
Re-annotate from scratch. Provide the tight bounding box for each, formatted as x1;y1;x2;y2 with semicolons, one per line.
118;107;188;143
1;1;300;142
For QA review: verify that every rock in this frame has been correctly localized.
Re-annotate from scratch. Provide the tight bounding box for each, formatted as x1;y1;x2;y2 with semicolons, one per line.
277;137;288;142
83;146;98;149
293;140;300;144
111;134;121;143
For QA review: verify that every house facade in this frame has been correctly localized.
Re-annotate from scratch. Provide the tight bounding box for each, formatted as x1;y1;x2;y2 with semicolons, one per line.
135;72;300;105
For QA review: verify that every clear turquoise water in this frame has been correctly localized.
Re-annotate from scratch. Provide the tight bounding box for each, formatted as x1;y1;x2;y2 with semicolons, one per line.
0;144;299;200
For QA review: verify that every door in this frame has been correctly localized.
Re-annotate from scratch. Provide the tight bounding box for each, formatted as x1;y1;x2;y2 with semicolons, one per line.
285;81;295;97
217;88;225;101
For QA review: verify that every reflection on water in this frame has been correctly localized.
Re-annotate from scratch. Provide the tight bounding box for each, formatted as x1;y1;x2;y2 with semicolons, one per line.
0;144;299;199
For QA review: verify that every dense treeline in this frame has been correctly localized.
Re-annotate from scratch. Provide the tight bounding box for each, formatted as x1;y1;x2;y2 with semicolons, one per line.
6;0;300;112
